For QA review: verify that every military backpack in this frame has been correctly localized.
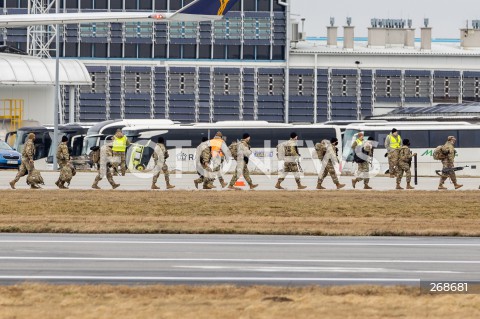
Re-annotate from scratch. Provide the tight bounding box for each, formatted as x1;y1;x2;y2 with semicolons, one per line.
433;145;447;160
26;169;45;186
229;141;239;159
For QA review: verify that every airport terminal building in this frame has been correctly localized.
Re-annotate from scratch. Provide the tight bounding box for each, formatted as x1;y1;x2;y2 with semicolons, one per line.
2;1;480;124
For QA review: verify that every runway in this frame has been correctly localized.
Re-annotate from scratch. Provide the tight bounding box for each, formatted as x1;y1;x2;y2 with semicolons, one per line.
0;171;479;191
0;234;479;285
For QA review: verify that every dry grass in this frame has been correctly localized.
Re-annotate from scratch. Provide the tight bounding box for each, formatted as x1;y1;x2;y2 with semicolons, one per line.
0;284;479;319
0;190;479;236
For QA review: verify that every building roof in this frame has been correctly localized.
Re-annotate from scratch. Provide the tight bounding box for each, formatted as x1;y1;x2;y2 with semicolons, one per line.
292;39;480;57
0;53;92;86
370;103;480;121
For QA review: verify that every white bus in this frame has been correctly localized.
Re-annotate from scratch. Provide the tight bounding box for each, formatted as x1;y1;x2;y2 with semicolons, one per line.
342;122;480;176
122;121;343;174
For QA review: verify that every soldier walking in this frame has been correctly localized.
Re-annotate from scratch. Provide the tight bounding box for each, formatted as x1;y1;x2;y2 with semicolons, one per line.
10;133;40;189
55;136;72;189
438;136;463;190
209;131;229;188
384;128;402;177
351;132;373;190
91;138;120;190
151;137;175;190
228;133;258;190
315;137;345;190
275;132;307;190
193;137;209;189
396;139;416;190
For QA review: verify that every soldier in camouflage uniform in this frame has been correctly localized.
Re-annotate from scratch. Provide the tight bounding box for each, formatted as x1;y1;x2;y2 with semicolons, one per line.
92;139;120;190
151;137;175;190
201;140;215;189
396;139;416;190
10;133;40;189
351;132;373;190
193;137;209;189
55;136;71;189
228;133;258;190
438;136;463;190
384;128;402;177
315;137;345;190
275;132;307;190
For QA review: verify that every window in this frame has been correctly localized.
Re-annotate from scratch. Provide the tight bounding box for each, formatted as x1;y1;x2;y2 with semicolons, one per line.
183;44;197;59
155;0;167;10
110;43;122;58
139;0;153;10
94;0;108;9
93;43;107;58
429;130;457;147
402;130;429;148
64;42;78;57
256;45;270;60
458;130;480;147
244;0;256;11
258;0;270;11
272;45;285;60
169;44;181;59
213;45;226;59
227;45;241;60
80;43;93;57
110;1;122;10
82;0;93;9
243;45;255;60
198;45;211;59
138;44;152;58
124;43;137;58
154;44;167;58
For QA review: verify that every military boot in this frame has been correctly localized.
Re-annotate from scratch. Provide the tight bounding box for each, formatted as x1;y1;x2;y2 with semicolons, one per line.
296;179;307;190
194;179;200;189
351;178;358;189
438;183;447;190
228;185;241;190
151;183;160;190
316;181;326;190
396;183;403;190
220;179;227;188
30;184;41;189
406;183;415;190
275;179;285;190
336;183;346;190
59;182;68;189
249;184;259;190
364;184;372;190
9;181;16;190
454;183;463;189
166;183;175;189
112;183;120;189
203;183;214;190
55;180;60;188
92;182;101;190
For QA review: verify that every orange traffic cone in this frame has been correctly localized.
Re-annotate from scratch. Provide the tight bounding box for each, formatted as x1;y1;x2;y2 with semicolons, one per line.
234;176;246;187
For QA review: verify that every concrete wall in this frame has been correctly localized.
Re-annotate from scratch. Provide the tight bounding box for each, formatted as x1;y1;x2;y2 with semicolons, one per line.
0;86;55;125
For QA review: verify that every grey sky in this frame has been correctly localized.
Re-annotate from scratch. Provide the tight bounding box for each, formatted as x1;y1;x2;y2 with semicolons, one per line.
291;0;477;38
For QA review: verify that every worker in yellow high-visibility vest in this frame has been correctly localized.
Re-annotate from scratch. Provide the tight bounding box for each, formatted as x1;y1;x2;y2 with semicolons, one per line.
112;129;130;176
384;128;402;178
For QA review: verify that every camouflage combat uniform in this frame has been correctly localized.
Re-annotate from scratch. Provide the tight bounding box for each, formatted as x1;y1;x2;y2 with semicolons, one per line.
438;140;461;189
276;139;306;189
351;139;373;189
201;143;215;189
152;142;174;189
396;145;414;188
209;136;229;188
55;142;72;189
384;134;402;177
92;144;119;189
193;141;209;188
228;139;254;188
315;140;343;189
11;139;36;188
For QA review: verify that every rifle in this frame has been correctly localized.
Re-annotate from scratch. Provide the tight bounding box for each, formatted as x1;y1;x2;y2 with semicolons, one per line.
435;165;469;176
413;154;418;185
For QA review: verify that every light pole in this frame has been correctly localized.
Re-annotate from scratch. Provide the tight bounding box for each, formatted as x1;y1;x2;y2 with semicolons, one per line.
53;0;60;170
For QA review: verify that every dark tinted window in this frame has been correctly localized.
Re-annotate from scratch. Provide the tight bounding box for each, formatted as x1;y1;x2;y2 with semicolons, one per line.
183;44;197;59
82;0;93;9
169;0;182;10
402;130;429;148
430;130;457;147
458;129;480;147
213;45;226;59
154;44;167;58
227;45;241;59
155;0;167;10
125;0;136;10
110;43;122;58
258;0;270;11
257;45;270;60
272;45;285;60
138;43;152;58
93;43;107;58
64;42;78;57
110;1;122;10
124;43;137;58
80;43;93;57
297;128;336;146
243;45;255;60
139;0;152;10
169;44;181;59
244;0;256;11
94;0;108;9
199;45;211;59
